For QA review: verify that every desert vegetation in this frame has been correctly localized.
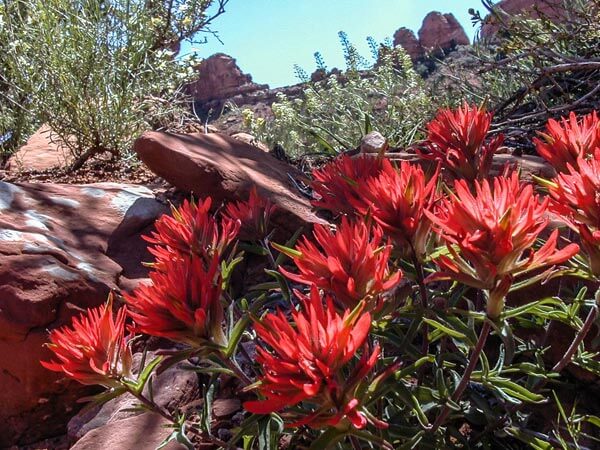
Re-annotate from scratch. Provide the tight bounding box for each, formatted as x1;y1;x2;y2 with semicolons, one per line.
1;0;599;449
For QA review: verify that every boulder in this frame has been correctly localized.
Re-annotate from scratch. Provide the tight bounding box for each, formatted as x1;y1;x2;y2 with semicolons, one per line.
70;413;186;450
393;27;425;61
5;125;69;173
68;351;200;442
186;53;267;104
0;181;167;446
418;12;470;53
134;131;326;237
360;131;387;154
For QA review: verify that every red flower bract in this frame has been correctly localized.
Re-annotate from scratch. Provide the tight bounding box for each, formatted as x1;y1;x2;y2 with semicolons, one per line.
41;297;132;387
243;285;381;430
426;172;579;318
146;197;239;265
311;154;384;215
350;159;437;260
124;254;226;347
549;156;600;275
419;102;503;181
279;217;402;310
222;186;276;240
534;111;600;173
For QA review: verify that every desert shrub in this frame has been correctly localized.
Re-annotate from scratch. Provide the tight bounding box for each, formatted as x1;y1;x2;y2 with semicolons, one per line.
462;0;600;150
0;0;227;169
41;106;600;449
241;33;435;158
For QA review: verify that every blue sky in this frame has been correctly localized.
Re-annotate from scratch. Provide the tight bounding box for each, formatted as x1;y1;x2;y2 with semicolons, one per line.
183;0;483;88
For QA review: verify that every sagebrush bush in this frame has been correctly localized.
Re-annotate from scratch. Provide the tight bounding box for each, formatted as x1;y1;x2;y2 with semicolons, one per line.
241;34;435;158
0;0;226;169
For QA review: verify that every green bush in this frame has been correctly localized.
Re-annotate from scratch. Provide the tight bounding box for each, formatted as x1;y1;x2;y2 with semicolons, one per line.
0;0;227;169
241;34;435;158
463;0;600;149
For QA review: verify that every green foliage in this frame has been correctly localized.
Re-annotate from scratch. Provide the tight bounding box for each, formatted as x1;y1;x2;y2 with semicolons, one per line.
0;0;225;168
241;34;435;157
464;0;600;148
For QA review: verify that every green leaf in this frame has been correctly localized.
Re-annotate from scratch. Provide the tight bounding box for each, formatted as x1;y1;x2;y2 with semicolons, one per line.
504;427;554;450
264;269;291;302
488;377;545;403
308;428;345;450
423;318;467;339
274;227;304;266
134;356;162;395
201;374;217;433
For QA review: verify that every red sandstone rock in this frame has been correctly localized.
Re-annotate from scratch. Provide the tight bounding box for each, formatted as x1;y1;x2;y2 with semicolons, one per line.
418;12;470;53
68;351;199;442
393;27;425;60
0;181;167;446
5;125;70;173
70;413;186;450
134;131;326;237
186;53;267;103
480;0;565;39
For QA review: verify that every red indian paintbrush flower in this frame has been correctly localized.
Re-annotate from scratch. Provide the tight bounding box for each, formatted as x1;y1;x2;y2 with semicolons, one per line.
419;102;504;181
244;285;382;429
548;156;600;275
124;253;226;347
426;172;579;318
41;296;132;387
311;154;384;216
222;186;276;240
145;197;240;266
534;111;600;173
350;159;438;260
278;217;402;310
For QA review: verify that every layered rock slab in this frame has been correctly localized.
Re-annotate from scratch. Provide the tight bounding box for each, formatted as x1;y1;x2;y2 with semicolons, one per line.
134;131;326;237
0;181;167;446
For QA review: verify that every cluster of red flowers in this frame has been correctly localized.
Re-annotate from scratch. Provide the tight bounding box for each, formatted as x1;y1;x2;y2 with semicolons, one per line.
419;102;504;181
41;296;132;387
42;190;273;383
42;103;598;437
279;217;402;310
427;173;579;318
244;286;381;429
534;111;600;173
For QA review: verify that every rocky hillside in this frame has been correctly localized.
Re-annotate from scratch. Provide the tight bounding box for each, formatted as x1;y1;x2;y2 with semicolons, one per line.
186;0;565;137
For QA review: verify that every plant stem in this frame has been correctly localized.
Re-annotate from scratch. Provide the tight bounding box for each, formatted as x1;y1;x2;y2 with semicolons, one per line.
430;319;492;433
219;352;253;387
412;252;430;383
552;305;598;373
127;387;176;423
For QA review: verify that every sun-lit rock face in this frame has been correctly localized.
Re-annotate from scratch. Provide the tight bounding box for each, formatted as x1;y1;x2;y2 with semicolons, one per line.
393;12;469;61
0;181;167;446
480;0;566;39
186;53;267;103
418;12;470;53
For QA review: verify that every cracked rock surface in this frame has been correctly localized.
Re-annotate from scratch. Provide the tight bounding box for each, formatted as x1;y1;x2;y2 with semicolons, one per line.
0;181;168;446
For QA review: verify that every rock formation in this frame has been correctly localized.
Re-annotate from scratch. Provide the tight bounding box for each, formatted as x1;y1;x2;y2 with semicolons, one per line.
480;0;566;39
186;53;268;113
394;12;470;61
0;181;168;446
133;131;326;238
392;27;425;61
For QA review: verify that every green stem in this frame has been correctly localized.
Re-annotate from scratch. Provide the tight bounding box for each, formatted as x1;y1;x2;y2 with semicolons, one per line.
430;320;492;432
219;352;252;387
552;305;598;373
